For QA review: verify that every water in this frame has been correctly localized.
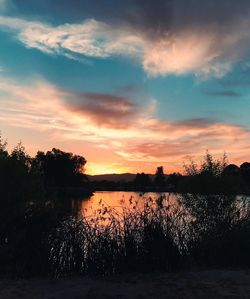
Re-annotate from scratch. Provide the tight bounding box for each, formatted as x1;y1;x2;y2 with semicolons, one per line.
70;191;250;222
76;191;178;218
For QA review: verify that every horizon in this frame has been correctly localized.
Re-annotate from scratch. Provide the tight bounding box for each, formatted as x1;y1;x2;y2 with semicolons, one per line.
1;1;250;175
2;138;248;175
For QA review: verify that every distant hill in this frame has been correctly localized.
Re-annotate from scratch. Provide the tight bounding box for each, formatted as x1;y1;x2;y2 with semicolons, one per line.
87;173;167;182
87;173;137;182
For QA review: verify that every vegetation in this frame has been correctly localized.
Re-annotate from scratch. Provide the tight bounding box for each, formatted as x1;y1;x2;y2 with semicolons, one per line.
50;196;183;276
1;133;250;278
177;151;248;194
154;166;166;186
50;193;250;276
91;152;250;194
0;134;88;277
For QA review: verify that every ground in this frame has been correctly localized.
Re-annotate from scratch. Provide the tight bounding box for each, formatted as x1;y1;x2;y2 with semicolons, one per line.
1;270;250;299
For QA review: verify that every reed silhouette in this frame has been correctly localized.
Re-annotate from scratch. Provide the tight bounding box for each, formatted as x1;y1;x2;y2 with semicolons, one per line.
1;133;250;277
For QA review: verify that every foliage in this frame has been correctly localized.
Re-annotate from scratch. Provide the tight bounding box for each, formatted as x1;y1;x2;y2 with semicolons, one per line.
32;148;88;189
178;193;250;267
1;133;250;278
50;192;250;277
0;133;8;157
184;151;228;177
179;152;237;194
49;196;184;276
0;134;88;277
154;166;166;186
133;172;152;188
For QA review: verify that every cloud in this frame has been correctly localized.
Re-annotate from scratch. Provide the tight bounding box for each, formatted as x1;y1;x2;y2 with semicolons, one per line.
63;92;139;129
11;1;250;32
116;119;250;168
146;118;215;131
0;17;144;58
0;76;145;133
1;3;250;77
1;75;250;173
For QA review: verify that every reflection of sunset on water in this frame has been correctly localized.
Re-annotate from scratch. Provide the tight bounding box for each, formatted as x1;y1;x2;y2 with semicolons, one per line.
80;192;178;219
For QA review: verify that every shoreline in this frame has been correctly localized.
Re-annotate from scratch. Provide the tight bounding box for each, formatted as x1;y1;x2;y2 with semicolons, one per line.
1;270;250;298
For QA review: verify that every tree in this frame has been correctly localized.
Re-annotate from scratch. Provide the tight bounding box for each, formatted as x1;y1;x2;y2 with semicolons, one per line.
134;172;151;187
184;151;228;177
32;148;88;188
223;164;240;177
11;141;31;167
154;166;165;186
200;151;227;177
167;172;183;188
180;152;229;194
0;132;8;158
240;162;250;183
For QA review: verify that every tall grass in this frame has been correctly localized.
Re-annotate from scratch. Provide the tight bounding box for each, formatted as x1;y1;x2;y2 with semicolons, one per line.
179;194;250;268
49;195;186;276
49;194;250;277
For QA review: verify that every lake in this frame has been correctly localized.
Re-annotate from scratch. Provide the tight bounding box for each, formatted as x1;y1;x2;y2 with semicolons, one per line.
71;191;250;220
74;191;181;219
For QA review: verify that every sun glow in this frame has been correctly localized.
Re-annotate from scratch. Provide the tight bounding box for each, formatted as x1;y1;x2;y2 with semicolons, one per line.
86;163;131;175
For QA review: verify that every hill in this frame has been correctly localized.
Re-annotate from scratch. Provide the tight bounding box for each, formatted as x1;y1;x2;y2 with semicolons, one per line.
87;173;137;182
87;173;168;182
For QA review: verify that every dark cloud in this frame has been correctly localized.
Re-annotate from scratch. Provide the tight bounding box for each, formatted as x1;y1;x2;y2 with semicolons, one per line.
64;91;139;129
204;90;242;97
12;0;250;34
12;0;173;28
9;1;250;76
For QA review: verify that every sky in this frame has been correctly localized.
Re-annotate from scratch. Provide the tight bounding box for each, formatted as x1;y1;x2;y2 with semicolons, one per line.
1;0;250;174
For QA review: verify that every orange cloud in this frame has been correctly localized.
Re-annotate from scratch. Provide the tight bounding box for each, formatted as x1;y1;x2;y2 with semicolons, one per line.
0;76;250;174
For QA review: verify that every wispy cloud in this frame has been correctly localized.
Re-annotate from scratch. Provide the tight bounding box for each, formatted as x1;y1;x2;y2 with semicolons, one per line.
0;17;144;57
0;75;250;173
116;119;250;168
1;11;250;77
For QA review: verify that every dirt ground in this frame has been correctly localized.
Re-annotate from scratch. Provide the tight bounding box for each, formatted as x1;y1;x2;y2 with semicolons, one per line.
1;270;250;299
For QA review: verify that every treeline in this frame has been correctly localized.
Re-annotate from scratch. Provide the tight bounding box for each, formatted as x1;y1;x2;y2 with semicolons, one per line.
91;166;170;192
1;132;250;278
178;152;250;194
92;153;250;194
0;134;89;277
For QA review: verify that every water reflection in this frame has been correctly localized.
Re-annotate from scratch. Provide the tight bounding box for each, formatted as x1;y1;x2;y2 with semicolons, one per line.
72;191;250;222
78;191;178;218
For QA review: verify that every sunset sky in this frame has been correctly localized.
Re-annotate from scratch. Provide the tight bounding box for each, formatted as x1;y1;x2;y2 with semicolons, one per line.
1;0;250;174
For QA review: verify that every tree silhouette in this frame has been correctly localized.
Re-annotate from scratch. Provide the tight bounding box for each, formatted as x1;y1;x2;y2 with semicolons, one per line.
11;141;31;167
180;152;230;194
0;133;8;158
154;166;165;186
223;164;240;177
134;172;151;187
32;148;87;189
